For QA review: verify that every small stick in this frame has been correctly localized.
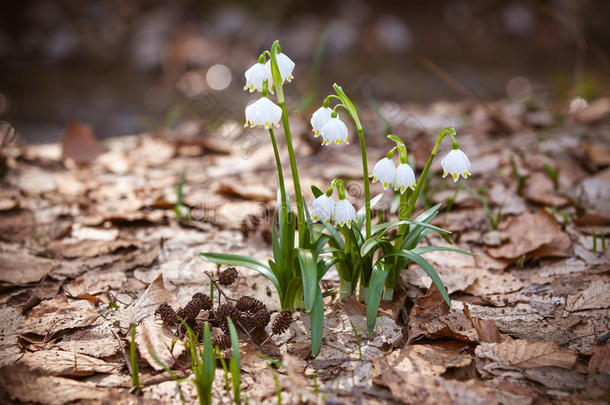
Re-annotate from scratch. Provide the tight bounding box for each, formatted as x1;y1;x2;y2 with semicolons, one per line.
111;328;133;376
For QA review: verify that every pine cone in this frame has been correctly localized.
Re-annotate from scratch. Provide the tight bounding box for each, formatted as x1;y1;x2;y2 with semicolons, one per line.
238;313;257;332
192;320;210;338
191;292;212;311
236;296;266;314
212;333;232;350
272;310;293;335
252;309;271;328
216;303;238;334
155;302;177;326
218;267;238;286
177;299;201;323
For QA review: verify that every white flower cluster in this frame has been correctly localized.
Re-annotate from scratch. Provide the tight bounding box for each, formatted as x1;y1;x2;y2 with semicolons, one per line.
243;51;295;129
441;149;472;182
312;194;356;228
372;157;416;193
310;107;349;146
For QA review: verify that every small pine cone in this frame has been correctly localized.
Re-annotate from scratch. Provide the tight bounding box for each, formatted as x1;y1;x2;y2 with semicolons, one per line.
271;310;293;335
177;300;201;322
212;334;232;350
235;296;256;312
218;267;238;286
238;313;257;332
252;309;271;328
191;292;212;311
192;320;210;337
217;303;239;320
155;302;177;326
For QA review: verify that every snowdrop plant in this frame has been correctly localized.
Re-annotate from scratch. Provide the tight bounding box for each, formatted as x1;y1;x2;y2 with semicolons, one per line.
200;40;474;355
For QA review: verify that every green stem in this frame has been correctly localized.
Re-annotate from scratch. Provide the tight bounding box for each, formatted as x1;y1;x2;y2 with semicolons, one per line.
404;127;454;219
279;102;306;246
269;128;288;225
358;127;372;239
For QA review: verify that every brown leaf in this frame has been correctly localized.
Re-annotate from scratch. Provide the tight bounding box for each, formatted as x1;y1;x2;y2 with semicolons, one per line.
0;364;109;405
0;306;25;367
0;250;55;285
571;97;610;124
565;280;610;312
524;172;569;207
486;210;572;261
16;295;99;336
477;338;577;370
0;209;36;243
581;141;610;171
588;346;610;374
135;318;184;371
64;268;127;297
61;121;104;164
17;348;120;377
372;344;495;405
47;239;140;259
54;326;119;358
408;285;477;343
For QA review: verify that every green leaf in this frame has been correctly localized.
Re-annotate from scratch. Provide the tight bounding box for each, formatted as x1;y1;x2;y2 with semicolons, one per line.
297;249;318;311
384;250;451;306
311;185;323;198
355;193;383;230
324;222;344;250
310;289;324;356
360;236;386;257
366;262;390;333
317;256;338;280
227;319;241;404
199;253;279;292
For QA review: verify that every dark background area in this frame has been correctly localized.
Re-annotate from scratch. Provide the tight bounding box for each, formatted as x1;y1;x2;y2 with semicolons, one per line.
0;0;608;142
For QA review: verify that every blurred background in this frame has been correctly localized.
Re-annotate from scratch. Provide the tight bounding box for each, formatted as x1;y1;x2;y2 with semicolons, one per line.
0;0;608;143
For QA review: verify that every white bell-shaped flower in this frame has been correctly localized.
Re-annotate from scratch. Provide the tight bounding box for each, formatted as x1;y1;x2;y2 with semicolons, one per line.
244;62;271;93
310;106;333;138
265;52;295;83
333;199;356;228
244;97;282;129
394;163;416;193
319;116;349;145
372;157;396;190
312;194;335;224
441;149;471;182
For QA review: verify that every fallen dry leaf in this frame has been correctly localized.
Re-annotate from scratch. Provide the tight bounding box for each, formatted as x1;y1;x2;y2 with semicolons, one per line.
486;209;572;261
476;337;577;370
135;318;185;371
61;121;104;164
0;209;36;243
565;280;610;312
64;268;127;297
0;306;25;367
47;239;140;259
587;346;610;374
17;348;120;377
54;326;120;358
0;250;55;285
17;295;99;336
524;172;568;207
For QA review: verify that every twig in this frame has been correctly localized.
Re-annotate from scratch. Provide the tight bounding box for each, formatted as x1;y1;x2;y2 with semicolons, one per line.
111;328;133;376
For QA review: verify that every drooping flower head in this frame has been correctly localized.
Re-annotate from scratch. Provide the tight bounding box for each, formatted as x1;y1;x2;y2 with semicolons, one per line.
244;97;282;129
310;106;333;138
333;199;356;228
312;194;335;224
320;114;349;145
441;148;471;182
265;52;295;84
394;163;416;193
372;157;396;190
244;61;272;93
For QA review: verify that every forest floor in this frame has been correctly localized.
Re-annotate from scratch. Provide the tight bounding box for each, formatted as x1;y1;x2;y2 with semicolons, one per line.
0;97;609;404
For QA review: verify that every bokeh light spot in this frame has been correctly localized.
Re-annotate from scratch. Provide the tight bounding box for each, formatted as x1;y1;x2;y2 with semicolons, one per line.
206;64;232;91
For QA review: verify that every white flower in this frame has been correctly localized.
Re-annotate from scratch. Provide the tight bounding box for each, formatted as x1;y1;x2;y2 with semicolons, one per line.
265;52;295;83
372;157;396;190
310;106;333;138
333;199;356;228
441;149;471;182
243;62;272;93
394;163;416;193
244;97;282;129
312;194;335;224
319;116;349;145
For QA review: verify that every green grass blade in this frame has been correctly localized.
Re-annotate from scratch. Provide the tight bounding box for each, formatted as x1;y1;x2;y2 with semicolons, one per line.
227;319;241;404
201;323;214;405
130;324;140;393
411;245;475;256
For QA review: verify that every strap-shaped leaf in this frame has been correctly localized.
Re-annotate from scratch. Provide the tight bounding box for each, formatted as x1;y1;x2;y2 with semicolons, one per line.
411;245;475;256
366;262;390;333
297;248;318;311
227;319;241;404
355;193;383;230
383;249;451;306
198;253;279;292
310;288;324;357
